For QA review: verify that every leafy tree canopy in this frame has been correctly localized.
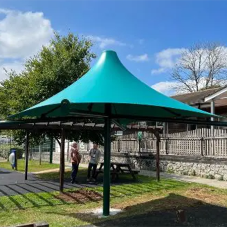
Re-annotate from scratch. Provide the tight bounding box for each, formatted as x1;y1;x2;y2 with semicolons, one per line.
0;32;106;145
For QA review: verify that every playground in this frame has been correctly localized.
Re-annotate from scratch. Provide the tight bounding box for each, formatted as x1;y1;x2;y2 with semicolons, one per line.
1;162;227;226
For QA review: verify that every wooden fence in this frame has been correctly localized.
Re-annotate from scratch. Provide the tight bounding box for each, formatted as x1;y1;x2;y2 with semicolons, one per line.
111;128;227;157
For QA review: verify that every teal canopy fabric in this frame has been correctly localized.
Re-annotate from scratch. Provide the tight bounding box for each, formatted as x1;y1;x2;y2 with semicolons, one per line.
10;50;217;120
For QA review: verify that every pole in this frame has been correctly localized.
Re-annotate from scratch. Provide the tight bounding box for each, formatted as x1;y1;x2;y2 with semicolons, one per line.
67;140;70;162
118;139;120;152
9;131;12;150
60;128;65;192
156;138;160;181
211;99;215;132
211;100;215;155
139;139;141;152
25;131;29;180
153;129;160;181
50;136;53;164
103;104;111;216
39;144;42;165
15;149;17;171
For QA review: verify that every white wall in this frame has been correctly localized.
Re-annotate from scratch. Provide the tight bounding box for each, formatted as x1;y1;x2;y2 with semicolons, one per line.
54;140;93;153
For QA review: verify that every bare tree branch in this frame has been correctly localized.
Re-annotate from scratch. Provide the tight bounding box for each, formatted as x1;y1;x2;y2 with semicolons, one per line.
171;42;227;93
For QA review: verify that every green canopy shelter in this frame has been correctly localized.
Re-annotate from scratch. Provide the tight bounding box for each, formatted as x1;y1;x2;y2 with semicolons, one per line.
11;50;217;120
11;50;217;216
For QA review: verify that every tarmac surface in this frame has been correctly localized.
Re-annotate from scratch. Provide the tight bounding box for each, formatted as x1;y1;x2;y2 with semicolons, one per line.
0;168;96;196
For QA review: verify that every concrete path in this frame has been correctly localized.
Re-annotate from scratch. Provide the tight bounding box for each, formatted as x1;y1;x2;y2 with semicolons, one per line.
0;168;97;197
32;167;70;174
140;170;227;189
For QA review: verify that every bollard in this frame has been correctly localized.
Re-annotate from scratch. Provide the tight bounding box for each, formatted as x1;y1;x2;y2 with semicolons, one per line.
9;149;17;170
35;223;49;227
176;209;186;223
15;222;49;227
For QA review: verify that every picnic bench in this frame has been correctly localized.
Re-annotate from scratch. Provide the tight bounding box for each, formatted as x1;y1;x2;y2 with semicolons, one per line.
94;162;140;180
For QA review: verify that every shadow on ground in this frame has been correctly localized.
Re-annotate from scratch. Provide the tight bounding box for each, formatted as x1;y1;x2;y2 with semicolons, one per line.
37;168;140;185
0;167;187;212
0;168;143;211
55;193;227;227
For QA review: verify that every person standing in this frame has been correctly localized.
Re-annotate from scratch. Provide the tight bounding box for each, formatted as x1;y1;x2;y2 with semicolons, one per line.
87;143;101;182
70;142;81;184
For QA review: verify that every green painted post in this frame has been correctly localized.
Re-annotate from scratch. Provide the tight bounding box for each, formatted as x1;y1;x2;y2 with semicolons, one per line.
50;137;54;164
25;131;29;180
103;104;111;216
60;128;65;192
138;131;142;152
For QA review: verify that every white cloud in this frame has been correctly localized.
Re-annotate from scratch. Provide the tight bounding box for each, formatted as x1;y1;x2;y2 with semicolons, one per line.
126;54;149;62
0;9;11;14
0;9;53;59
0;60;24;81
87;35;126;49
151;81;179;96
0;8;53;81
152;77;227;96
151;48;186;74
151;68;166;74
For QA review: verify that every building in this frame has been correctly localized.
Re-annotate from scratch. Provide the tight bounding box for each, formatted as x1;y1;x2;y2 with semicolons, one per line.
168;87;227;133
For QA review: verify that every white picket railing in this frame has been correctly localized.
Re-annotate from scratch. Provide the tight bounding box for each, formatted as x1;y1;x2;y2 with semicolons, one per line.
111;128;227;157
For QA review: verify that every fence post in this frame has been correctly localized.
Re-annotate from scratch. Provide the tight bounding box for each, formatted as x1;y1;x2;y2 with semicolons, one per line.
139;139;141;152
204;137;207;156
49;137;54;164
39;144;42;165
212;138;215;156
165;138;169;154
200;137;204;156
156;136;160;181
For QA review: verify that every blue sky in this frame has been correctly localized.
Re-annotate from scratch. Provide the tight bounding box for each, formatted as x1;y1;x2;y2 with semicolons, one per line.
0;0;227;95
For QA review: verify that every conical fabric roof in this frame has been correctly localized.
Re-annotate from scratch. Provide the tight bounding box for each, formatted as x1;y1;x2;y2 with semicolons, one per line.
10;50;216;120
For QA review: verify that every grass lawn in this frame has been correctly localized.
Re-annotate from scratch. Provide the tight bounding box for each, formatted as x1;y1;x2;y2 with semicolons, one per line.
1;168;227;226
0;159;59;173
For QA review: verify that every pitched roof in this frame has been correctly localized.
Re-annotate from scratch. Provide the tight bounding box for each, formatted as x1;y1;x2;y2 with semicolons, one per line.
172;88;220;105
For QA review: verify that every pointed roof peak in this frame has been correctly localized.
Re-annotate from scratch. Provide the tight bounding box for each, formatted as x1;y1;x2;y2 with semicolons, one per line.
100;50;118;59
102;50;116;53
96;49;122;68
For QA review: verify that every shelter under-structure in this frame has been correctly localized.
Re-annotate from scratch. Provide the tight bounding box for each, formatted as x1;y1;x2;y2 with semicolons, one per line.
5;50;220;216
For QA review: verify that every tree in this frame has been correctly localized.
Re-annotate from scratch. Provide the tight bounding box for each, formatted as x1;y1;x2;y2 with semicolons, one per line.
0;32;105;145
171;43;227;93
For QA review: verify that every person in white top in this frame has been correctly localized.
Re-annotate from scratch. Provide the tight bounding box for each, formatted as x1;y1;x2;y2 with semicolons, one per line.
87;143;101;182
